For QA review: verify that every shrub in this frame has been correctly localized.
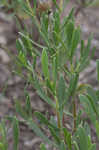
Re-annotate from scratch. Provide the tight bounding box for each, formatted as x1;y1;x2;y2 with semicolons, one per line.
0;0;99;149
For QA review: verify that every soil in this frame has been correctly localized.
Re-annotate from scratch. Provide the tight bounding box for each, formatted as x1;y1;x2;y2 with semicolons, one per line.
0;1;99;150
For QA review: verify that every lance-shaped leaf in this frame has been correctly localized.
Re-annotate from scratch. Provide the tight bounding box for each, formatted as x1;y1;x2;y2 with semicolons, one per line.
33;76;55;107
41;14;49;44
0;121;8;150
19;32;45;49
41;48;49;79
80;40;84;57
34;111;59;130
57;75;66;107
62;8;74;30
96;59;99;82
95;120;99;141
86;94;99;117
73;141;80;150
68;73;79;98
54;11;60;33
78;58;90;73
63;128;72;150
13;117;19;150
82;35;93;60
53;11;60;45
27;119;54;145
65;21;74;47
59;140;66;150
15;100;28;119
79;94;96;123
52;57;58;89
16;38;26;54
70;27;81;59
87;87;98;103
76;127;88;150
49;126;61;145
25;92;32;117
79;35;92;72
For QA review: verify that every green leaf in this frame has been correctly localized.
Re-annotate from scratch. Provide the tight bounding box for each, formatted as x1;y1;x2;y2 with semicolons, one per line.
73;141;80;150
33;76;55;108
53;11;60;45
0;121;8;150
23;32;40;56
46;79;55;94
27;119;54;145
95;120;99;141
87;87;98;104
65;21;74;47
55;45;68;68
96;59;99;82
76;127;88;150
15;100;28;119
87;135;92;150
63;128;72;150
37;87;55;107
57;75;66;107
52;57;58;89
89;144;96;150
49;126;61;145
84;35;93;59
79;94;96;123
34;111;59;130
41;14;49;43
78;58;90;73
54;11;60;33
40;143;47;150
0;143;4;150
16;38;26;54
62;8;74;30
90;47;96;59
13;117;19;150
25;92;32;117
77;83;90;94
41;14;48;32
41;48;49;79
86;94;99;117
59;140;66;150
52;31;67;51
33;54;37;69
52;0;60;11
80;40;84;57
80;35;92;63
68;73;79;98
34;111;50;126
19;32;45;49
70;27;81;59
84;122;91;137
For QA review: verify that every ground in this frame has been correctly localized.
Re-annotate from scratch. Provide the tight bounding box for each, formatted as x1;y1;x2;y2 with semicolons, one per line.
0;1;99;149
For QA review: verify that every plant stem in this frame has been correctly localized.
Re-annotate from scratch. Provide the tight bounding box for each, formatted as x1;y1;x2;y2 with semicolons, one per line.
57;110;61;129
55;97;61;129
